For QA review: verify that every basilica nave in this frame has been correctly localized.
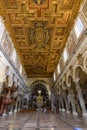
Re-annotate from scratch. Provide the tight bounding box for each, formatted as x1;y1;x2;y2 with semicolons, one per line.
0;0;87;130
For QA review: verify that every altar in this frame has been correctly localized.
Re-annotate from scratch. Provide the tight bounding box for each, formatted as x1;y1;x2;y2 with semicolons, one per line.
36;91;43;110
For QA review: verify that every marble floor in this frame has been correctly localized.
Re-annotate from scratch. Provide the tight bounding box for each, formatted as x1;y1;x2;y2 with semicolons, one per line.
0;111;87;130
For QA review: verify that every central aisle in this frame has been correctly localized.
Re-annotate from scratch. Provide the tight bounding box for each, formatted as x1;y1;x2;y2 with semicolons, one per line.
21;111;73;130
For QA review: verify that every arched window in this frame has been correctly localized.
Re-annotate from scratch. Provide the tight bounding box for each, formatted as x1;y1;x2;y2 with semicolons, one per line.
53;73;56;81
12;49;16;63
19;65;22;75
57;64;60;74
63;48;68;63
74;17;84;39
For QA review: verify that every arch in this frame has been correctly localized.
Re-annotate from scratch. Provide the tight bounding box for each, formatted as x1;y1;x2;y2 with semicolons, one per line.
66;68;73;85
30;79;51;95
68;75;73;85
63;81;67;88
29;80;51;109
75;66;87;88
74;65;84;79
74;66;87;112
30;80;48;92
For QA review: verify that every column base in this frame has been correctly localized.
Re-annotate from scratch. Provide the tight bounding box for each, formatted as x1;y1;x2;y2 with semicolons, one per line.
9;111;13;115
2;113;7;116
14;109;17;113
72;111;78;116
59;108;62;111
62;109;65;112
18;108;20;111
66;111;70;114
82;112;87;117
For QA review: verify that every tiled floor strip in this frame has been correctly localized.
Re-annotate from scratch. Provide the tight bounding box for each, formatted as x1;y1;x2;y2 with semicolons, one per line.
0;111;87;130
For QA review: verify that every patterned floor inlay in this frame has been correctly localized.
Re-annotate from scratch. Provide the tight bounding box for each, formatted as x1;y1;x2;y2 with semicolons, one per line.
0;111;87;130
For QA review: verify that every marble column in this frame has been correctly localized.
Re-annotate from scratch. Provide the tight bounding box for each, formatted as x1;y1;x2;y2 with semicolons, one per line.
14;96;19;113
61;94;65;112
59;91;65;112
58;94;62;111
63;90;70;114
18;100;21;111
9;105;13;115
54;93;58;112
14;101;18;113
68;85;78;116
20;100;23;110
50;93;55;111
74;78;87;117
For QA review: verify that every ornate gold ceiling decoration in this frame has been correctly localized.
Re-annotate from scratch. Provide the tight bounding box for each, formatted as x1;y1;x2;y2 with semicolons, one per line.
29;0;49;17
32;0;46;5
28;21;52;48
0;0;83;77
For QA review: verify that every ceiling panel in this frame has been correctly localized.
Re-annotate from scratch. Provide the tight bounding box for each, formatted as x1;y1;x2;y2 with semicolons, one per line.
0;0;83;77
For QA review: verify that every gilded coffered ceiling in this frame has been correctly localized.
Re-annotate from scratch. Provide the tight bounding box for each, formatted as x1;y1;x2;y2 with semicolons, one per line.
0;0;83;77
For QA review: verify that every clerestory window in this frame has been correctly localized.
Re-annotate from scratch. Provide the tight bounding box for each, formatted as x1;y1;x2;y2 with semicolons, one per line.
57;64;60;74
63;48;68;63
74;17;84;39
53;73;56;81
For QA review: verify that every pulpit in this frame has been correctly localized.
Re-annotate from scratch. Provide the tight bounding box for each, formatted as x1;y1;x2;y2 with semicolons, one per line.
0;85;17;115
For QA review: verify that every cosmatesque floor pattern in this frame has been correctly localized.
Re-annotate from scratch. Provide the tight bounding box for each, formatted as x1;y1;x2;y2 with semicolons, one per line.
0;111;87;130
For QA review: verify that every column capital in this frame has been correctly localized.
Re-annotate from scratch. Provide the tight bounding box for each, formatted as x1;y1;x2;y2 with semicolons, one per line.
67;83;71;88
73;78;80;83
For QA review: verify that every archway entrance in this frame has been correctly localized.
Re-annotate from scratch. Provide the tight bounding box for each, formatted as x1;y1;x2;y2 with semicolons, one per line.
30;80;50;110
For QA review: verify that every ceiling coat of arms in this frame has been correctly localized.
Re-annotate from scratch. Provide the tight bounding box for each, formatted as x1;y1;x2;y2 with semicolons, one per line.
28;22;52;48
